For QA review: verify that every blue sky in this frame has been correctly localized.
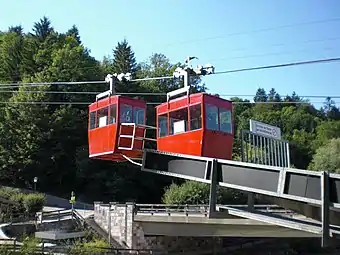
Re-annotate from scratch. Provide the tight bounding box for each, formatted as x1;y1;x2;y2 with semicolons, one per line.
1;0;340;108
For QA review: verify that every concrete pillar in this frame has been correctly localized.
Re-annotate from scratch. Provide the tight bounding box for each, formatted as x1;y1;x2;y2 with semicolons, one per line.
125;202;135;248
209;159;218;218
321;171;330;248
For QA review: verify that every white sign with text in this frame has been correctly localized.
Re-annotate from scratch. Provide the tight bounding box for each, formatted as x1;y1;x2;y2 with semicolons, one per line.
250;119;282;140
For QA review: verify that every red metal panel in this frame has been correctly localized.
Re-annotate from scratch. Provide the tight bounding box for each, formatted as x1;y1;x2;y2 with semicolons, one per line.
203;94;233;110
156;93;203;115
202;131;233;160
201;94;234;160
88;124;117;156
157;130;203;156
89;96;119;111
119;96;146;108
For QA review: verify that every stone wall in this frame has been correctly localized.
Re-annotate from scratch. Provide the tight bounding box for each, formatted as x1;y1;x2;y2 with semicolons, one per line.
94;202;134;248
93;202;223;252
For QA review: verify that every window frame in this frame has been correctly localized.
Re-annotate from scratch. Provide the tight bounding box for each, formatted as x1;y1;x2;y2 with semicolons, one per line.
89;111;97;130
205;104;219;131
133;106;146;125
109;104;117;125
204;103;233;134
119;103;133;124
158;113;168;138
219;107;233;134
96;106;109;128
189;103;203;131
169;106;189;135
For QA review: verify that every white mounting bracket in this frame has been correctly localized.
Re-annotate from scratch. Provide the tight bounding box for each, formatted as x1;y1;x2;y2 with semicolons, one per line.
168;57;215;102
96;73;132;101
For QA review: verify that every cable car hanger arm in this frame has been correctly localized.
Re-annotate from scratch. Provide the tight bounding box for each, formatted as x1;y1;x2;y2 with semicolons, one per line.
95;56;215;102
167;56;215;102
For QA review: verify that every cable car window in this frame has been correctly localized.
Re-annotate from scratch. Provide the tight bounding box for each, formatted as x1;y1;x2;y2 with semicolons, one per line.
158;114;168;137
134;107;145;125
169;108;188;135
97;107;109;128
190;104;202;131
205;104;219;131
89;111;96;130
109;104;117;124
219;108;232;133
120;104;132;123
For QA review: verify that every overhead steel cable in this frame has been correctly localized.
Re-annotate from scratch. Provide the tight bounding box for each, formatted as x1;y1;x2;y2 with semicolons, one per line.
214;57;340;75
0;56;339;88
0;90;339;100
164;17;340;46
0;101;332;106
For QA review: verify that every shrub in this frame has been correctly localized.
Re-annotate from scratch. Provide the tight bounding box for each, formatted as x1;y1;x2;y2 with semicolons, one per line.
0;187;21;200
20;236;40;255
22;193;46;215
162;180;248;205
69;238;110;254
309;138;340;173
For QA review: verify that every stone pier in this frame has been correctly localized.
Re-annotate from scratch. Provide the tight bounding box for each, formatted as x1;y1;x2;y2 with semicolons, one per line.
93;202;224;251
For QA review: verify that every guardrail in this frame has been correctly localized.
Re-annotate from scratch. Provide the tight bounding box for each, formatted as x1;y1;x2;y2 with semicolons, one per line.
134;204;295;216
40;204;296;222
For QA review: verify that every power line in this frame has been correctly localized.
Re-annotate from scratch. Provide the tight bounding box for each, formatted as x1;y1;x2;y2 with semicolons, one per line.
165;17;340;47
211;47;334;63
1;35;340;83
0;76;173;89
0;90;339;100
0;80;106;87
214;57;340;75
0;101;333;106
209;36;340;58
1;56;339;89
0;91;167;95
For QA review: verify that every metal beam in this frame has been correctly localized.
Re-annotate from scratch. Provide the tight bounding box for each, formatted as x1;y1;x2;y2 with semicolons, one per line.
321;171;330;247
209;160;218;217
141;149;340;209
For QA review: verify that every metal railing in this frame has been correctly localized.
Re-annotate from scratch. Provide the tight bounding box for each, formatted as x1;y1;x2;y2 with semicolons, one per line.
134;204;295;216
241;129;291;168
118;123;157;151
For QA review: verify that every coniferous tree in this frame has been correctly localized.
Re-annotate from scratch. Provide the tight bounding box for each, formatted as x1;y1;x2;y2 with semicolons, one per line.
254;88;268;102
32;16;53;42
66;25;81;44
112;39;137;74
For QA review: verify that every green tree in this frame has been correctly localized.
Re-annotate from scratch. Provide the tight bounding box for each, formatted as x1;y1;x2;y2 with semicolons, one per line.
0;84;50;185
254;88;268;102
0;31;24;82
314;120;340;148
66;25;81;44
112;39;137;74
162;180;247;205
309;138;340;173
31;16;53;42
322;97;340;120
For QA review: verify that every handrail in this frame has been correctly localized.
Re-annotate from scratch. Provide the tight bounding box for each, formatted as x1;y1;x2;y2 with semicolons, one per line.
133;204;295;216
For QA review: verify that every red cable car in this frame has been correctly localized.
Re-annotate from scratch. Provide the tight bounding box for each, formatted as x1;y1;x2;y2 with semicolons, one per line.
88;95;148;162
156;92;234;160
88;74;151;162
